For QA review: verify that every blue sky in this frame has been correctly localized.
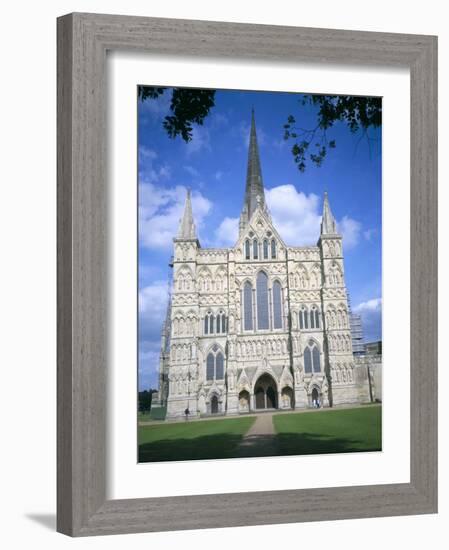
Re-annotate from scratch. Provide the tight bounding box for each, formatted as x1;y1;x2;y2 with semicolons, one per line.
138;88;382;391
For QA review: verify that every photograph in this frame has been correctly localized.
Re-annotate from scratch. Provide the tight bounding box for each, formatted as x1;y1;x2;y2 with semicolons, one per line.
137;85;383;463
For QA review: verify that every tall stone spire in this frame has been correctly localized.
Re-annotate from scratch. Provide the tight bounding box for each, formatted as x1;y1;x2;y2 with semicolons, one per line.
242;110;266;221
321;191;338;235
177;189;197;240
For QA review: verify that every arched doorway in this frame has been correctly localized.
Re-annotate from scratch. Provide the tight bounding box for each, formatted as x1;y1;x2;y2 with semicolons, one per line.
281;387;293;409
211;395;219;414
310;387;320;408
254;373;278;410
238;390;250;413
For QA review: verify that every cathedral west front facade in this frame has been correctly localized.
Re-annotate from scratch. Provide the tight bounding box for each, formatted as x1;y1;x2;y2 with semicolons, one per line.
157;112;370;419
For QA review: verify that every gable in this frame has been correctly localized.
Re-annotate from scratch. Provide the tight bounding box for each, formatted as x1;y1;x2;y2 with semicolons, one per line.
235;204;286;252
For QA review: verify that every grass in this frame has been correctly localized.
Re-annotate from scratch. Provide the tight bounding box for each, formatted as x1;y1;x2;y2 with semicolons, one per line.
273;404;382;455
138;405;382;463
138;416;255;462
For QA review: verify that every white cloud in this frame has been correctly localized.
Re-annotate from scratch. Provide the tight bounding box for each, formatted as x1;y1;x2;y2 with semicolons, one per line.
354;298;382;313
139;280;169;321
139;281;170;390
265;185;322;246
338;215;362;250
185;125;211;155
264;185;362;249
353;298;382;342
215;217;239;246
139;183;212;249
138;146;171;182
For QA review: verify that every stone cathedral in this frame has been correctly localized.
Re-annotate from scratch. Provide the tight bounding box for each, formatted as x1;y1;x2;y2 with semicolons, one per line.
157;112;370;419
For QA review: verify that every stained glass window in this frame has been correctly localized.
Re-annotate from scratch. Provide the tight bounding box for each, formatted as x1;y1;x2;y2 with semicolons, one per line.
271;239;276;259
204;316;209;335
257;271;269;330
245;239;250;260
314;308;320;328
253;239;258;259
273;281;283;329
206;353;214;380
304;347;312;373
310;308;316;329
244;282;253;330
216;353;224;379
263;239;269;259
209;315;214;334
312;346;321;373
303;308;309;329
216;314;221;334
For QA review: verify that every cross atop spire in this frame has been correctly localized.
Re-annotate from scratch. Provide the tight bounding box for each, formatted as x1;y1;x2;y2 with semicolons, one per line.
321;191;338;235
242;110;266;222
177;189;197;240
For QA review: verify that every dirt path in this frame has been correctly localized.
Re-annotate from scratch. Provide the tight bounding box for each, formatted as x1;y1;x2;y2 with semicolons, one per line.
236;413;280;457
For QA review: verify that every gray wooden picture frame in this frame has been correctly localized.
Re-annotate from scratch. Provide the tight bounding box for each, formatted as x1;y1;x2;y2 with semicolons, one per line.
57;12;438;537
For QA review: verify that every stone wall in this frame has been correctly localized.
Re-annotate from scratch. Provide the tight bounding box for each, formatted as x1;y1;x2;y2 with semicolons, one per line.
354;355;382;402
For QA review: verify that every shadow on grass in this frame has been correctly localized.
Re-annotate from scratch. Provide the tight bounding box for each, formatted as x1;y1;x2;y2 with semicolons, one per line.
277;431;381;456
138;431;381;463
139;433;244;462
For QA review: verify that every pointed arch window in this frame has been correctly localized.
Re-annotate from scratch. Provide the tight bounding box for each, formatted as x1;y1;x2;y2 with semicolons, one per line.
206;349;224;381
245;239;250;260
209;314;214;334
215;353;224;379
304;347;312;373
243;282;253;330
206;353;215;380
204;312;215;335
253;239;259;259
263;239;269;259
310;305;320;329
221;313;227;333
272;281;283;329
312;345;321;373
304;341;321;374
216;311;227;334
256;271;269;330
313;306;320;328
299;307;309;330
271;239;277;259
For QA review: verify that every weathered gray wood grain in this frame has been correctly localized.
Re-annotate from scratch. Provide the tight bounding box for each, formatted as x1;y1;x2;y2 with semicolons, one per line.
57;12;438;537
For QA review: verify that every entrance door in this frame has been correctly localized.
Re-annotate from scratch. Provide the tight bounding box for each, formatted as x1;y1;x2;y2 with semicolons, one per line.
254;373;278;410
211;395;219;414
266;386;276;408
255;388;265;409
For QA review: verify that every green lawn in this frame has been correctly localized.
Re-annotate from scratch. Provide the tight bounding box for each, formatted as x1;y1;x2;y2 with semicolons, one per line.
138;405;382;463
138;416;255;462
273;405;382;455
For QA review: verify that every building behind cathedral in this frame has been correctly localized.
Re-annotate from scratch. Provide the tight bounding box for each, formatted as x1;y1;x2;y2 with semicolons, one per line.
156;112;373;419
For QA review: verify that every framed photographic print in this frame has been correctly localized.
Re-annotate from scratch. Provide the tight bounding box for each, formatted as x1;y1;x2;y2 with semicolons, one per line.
57;13;437;536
